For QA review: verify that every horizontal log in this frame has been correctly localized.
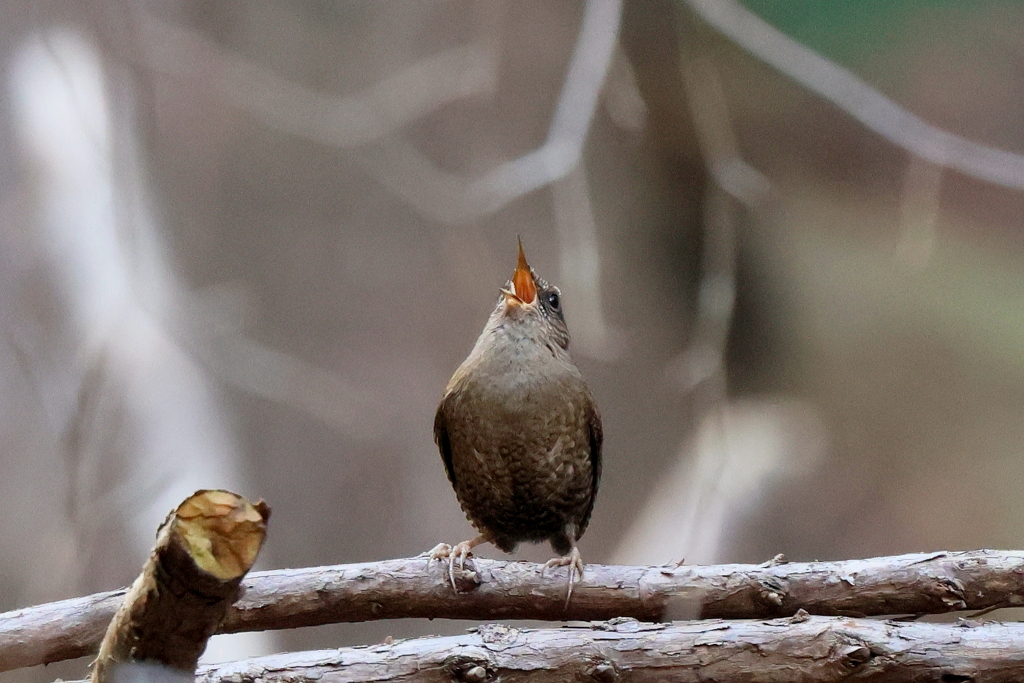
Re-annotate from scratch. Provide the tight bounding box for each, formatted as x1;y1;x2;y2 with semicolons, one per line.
192;615;1024;682
4;549;1024;672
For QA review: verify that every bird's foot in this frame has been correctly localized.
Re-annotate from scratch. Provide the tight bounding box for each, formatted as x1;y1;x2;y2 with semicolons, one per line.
445;540;478;591
424;543;452;560
543;545;584;608
426;538;484;592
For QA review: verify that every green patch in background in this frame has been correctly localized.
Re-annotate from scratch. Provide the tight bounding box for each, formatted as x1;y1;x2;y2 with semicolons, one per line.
739;1;978;65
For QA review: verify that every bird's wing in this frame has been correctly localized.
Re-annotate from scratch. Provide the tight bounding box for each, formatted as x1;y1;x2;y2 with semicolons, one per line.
581;402;603;527
434;399;456;487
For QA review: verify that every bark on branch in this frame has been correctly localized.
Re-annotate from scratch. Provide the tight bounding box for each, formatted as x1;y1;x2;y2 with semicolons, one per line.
4;549;1023;672
190;616;1024;682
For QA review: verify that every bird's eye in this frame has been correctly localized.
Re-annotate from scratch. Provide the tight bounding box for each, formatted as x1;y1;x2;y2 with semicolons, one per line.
546;291;560;310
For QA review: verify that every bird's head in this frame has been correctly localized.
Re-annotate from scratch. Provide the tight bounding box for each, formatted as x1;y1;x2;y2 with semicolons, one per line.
497;238;570;349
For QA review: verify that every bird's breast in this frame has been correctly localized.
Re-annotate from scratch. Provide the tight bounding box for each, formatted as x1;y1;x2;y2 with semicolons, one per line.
441;348;595;527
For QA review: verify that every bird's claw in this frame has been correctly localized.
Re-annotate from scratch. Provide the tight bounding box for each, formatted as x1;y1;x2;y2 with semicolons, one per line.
427;541;476;592
425;543;452;560
447;540;476;591
543;546;584;608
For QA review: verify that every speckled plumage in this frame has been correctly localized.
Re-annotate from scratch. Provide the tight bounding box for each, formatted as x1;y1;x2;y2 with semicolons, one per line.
435;246;602;568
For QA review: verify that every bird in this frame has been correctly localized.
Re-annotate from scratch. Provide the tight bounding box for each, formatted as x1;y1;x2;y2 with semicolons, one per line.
430;238;602;603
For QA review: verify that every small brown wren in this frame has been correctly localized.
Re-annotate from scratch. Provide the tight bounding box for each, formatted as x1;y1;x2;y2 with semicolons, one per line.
431;239;602;602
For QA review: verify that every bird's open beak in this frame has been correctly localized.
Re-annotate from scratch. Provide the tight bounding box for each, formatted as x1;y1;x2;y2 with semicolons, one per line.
503;238;537;306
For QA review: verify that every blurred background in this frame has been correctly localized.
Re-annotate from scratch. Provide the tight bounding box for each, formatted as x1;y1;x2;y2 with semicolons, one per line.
4;0;1024;679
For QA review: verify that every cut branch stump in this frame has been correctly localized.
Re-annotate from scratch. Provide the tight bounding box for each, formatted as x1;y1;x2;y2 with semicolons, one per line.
89;490;269;683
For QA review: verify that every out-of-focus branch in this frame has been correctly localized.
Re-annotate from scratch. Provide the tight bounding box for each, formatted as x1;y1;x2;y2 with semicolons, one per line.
626;15;768;565
148;282;388;440
666;33;768;394
133;2;623;364
200;617;1024;682
135;12;500;148
353;0;623;362
194;330;387;440
686;0;1024;191
551;165;619;360
7;550;1024;671
602;43;647;133
10;29;259;606
136;0;613;223
663;7;761;397
679;55;770;205
473;0;621;209
351;0;622;224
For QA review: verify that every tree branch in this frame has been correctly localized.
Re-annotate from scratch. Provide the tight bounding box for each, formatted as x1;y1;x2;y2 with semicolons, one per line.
196;616;1024;682
90;490;269;683
134;12;500;149
684;0;1024;192
4;550;1024;672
